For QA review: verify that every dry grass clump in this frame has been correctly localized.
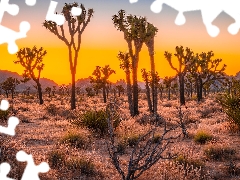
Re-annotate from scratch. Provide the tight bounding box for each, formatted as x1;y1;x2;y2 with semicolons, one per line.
174;154;205;169
70;109;121;135
204;144;236;161
65;157;96;176
48;149;65;169
0;109;9;121
60;131;89;149
194;130;213;144
44;103;59;116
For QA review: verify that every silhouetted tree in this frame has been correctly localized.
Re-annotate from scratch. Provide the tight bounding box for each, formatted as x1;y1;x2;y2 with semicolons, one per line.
14;46;46;104
90;65;115;103
141;69;152;112
144;22;158;114
164;46;194;105
118;51;134;116
189;51;226;102
1;77;20;99
45;87;51;98
163;76;175;100
43;2;94;110
113;10;150;116
116;85;125;97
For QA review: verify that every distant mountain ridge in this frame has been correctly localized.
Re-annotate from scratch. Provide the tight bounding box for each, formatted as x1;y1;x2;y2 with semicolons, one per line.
0;70;58;92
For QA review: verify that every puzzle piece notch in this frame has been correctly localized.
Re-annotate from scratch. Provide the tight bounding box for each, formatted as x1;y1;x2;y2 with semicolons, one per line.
0;116;19;136
129;0;138;3
16;151;50;180
0;162;15;180
0;100;9;111
46;0;82;26
149;0;240;37
0;21;30;54
25;0;37;6
0;0;19;24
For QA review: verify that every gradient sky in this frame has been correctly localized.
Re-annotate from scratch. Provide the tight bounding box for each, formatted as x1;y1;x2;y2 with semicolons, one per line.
1;0;240;84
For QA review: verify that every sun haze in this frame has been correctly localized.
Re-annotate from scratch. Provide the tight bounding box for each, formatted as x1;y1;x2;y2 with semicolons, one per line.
1;0;240;84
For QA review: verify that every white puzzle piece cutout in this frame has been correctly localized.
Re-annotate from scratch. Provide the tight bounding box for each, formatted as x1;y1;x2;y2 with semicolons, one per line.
0;163;15;180
16;151;50;180
130;0;240;37
0;100;19;136
0;0;34;54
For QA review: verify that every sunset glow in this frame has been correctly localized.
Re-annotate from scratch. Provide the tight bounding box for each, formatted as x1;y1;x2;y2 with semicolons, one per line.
1;0;240;84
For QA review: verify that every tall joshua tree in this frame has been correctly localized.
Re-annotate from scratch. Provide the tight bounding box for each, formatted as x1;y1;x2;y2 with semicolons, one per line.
118;51;134;116
144;22;158;114
164;46;194;105
14;46;46;104
43;3;94;110
190;51;226;102
113;10;147;116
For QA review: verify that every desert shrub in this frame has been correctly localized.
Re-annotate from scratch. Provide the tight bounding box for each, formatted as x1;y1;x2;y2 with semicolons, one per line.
217;93;240;129
174;154;204;169
199;108;213;118
45;104;59;116
48;149;65;169
60;131;87;149
162;101;172;107
194;130;213;144
204;145;236;161
152;134;161;144
0;110;9;120
59;109;77;119
65;157;95;176
123;134;140;147
116;140;127;154
70;109;121;135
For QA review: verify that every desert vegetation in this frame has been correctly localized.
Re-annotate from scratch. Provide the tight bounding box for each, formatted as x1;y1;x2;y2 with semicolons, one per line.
1;2;240;180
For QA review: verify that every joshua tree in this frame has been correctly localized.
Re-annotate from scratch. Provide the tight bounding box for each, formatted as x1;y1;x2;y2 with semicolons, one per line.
116;85;125;97
0;77;20;99
118;51;134;116
144;22;158;114
189;51;226;102
113;10;150;116
164;46;194;105
14;46;46;104
141;69;152;112
163;76;175;100
45;87;51;98
52;86;56;96
43;2;94;110
90;65;115;103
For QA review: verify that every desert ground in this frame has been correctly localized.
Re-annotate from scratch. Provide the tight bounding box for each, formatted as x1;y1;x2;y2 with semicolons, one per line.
0;92;240;180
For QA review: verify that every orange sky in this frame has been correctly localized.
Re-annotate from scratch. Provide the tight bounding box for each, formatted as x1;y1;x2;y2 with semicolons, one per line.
1;1;240;84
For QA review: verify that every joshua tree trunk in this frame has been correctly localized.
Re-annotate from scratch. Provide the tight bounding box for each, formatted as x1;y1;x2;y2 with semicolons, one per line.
145;81;153;112
147;38;157;114
126;72;134;116
103;85;107;103
179;73;185;105
168;88;171;100
71;71;76;109
11;91;14;99
36;81;43;105
132;55;139;116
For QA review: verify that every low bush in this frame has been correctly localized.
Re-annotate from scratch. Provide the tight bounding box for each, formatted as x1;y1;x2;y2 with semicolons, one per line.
65;157;95;176
47;149;65;169
0;109;9;121
45;104;59;116
174;154;204;169
194;130;213;144
204;145;236;161
70;109;121;135
60;131;88;149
